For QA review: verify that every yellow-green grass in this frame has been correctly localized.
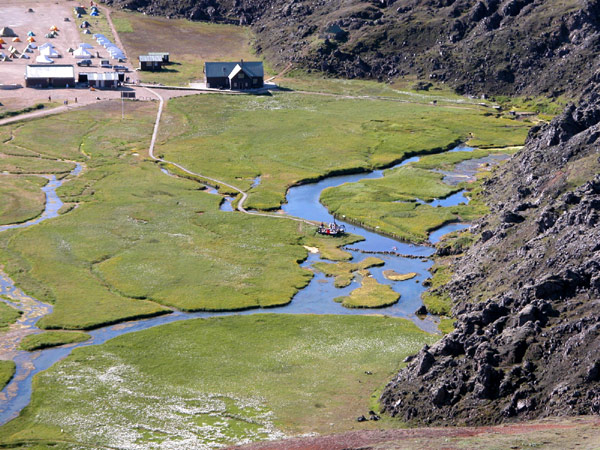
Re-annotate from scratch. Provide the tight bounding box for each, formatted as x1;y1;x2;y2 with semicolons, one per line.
0;360;16;391
19;331;91;351
0;176;47;225
321;165;488;243
421;264;454;316
410;148;499;169
112;11;263;86
278;70;481;105
438;318;455;335
313;256;384;287
302;233;362;261
0;315;437;447
0;154;75;175
336;274;400;308
0;302;21;332
0;100;352;329
492;94;567;117
157;92;530;210
383;270;417;281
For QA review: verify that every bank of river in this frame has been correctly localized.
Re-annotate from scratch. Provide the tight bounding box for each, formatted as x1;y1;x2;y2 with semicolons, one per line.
0;145;486;426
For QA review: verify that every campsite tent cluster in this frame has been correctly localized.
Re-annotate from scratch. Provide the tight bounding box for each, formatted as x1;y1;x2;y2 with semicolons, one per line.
0;27;39;61
74;4;99;18
94;34;125;60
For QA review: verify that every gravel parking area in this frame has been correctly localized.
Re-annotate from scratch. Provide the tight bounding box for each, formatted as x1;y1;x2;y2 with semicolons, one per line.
0;1;138;111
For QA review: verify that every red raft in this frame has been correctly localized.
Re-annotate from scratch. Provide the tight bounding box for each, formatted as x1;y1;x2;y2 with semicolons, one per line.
317;222;346;236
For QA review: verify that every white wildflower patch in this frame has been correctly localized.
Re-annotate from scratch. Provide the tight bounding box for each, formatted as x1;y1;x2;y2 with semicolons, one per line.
38;352;285;449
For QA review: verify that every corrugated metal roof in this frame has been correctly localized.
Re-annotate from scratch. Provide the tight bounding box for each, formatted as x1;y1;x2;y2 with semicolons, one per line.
148;52;169;56
205;61;264;78
85;72;120;81
26;64;75;79
139;55;162;62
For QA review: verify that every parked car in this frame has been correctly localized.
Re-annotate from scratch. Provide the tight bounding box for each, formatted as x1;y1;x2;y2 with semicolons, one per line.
100;60;112;68
77;59;92;67
113;65;129;72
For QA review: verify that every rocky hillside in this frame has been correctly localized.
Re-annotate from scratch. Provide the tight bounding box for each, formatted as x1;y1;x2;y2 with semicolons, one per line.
380;81;600;425
105;0;600;96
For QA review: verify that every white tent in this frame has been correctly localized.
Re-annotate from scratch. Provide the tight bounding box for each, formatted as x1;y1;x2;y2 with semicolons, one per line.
38;42;54;50
28;43;37;49
73;47;92;58
40;47;59;58
78;43;93;49
109;50;124;57
19;53;30;59
93;33;105;39
35;54;54;63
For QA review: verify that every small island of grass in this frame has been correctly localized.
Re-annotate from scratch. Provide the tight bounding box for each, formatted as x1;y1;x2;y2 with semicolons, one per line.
383;270;417;281
313;257;385;288
0;360;16;391
19;331;91;352
336;274;400;308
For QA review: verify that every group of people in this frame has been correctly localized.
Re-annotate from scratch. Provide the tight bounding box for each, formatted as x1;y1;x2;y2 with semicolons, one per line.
48;96;77;105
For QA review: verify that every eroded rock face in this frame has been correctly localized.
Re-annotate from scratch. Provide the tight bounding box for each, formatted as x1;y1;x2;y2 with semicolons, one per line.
380;86;600;425
104;0;600;96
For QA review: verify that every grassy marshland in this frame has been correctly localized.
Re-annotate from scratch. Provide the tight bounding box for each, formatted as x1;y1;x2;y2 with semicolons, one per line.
0;314;436;447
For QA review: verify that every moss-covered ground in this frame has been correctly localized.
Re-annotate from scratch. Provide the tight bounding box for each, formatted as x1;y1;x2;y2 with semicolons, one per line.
19;331;91;351
0;315;437;448
421;264;454;316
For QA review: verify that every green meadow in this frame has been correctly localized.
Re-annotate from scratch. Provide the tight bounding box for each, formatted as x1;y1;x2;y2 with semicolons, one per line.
320;151;507;243
0;100;354;330
0;302;21;332
0;315;437;447
0;176;47;226
157;92;530;210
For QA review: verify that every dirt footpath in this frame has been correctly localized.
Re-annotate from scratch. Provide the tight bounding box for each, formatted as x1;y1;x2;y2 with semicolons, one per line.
231;417;600;450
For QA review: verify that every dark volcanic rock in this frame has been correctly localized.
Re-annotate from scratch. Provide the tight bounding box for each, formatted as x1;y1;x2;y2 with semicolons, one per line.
103;0;600;96
380;86;600;425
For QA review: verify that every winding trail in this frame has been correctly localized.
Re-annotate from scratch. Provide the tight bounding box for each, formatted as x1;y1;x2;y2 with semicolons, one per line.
144;87;316;226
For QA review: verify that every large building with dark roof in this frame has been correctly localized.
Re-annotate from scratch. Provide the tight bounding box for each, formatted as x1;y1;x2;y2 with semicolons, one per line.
204;61;264;90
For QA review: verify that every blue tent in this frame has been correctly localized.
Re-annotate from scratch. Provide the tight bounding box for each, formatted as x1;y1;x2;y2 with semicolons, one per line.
27;31;35;36
90;11;99;16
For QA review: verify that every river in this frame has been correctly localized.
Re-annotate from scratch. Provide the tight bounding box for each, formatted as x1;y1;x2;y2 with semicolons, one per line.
0;146;479;425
